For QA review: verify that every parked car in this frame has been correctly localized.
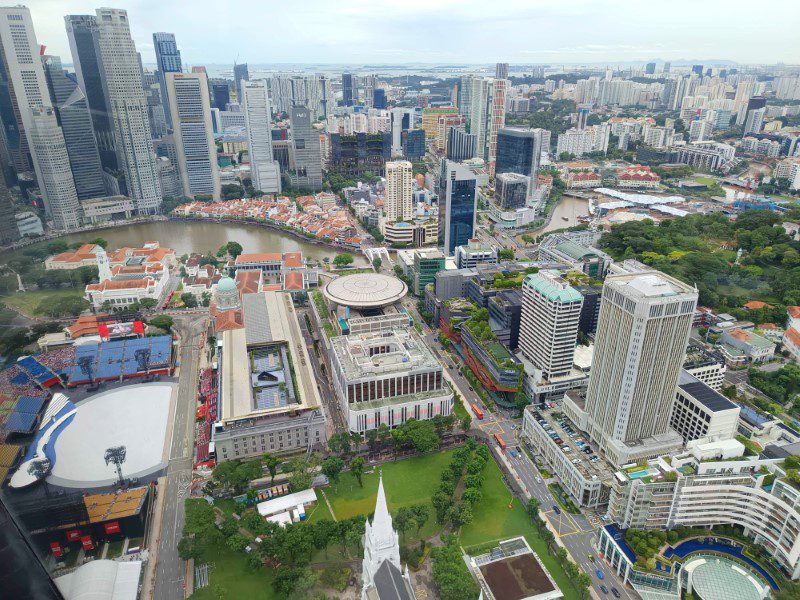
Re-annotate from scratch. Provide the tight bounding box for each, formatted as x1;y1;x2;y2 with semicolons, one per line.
611;588;620;598
596;569;605;580
553;505;561;515
600;584;609;594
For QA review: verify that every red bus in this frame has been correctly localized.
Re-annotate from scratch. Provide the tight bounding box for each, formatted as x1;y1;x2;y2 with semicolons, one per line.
472;403;484;420
494;434;506;451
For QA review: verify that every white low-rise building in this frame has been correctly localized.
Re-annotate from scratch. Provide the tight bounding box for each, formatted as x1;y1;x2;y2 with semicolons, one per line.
670;371;740;444
15;211;43;237
328;326;453;433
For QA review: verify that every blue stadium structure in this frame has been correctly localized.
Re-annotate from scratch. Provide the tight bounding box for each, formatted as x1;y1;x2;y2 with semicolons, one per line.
67;336;174;386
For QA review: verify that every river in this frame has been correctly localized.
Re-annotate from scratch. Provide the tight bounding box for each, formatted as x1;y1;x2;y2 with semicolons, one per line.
56;220;365;264
534;195;590;235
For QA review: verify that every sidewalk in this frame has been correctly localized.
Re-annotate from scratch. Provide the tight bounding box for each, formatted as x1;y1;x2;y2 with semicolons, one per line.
140;475;168;600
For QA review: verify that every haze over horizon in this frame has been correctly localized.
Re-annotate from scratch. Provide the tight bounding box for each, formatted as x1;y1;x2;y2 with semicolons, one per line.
25;0;800;69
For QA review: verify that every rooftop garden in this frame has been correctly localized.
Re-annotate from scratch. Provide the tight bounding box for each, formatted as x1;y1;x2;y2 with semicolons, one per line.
462;308;517;369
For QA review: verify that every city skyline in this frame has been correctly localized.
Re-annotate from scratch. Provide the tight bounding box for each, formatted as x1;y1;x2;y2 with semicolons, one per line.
24;0;800;67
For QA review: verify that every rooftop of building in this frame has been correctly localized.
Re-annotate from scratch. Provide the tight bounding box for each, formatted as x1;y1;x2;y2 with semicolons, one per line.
329;327;441;382
524;271;583;303
220;291;321;423
677;371;738;413
323;273;407;308
471;537;560;600
724;328;774;350
526;405;616;484
607;269;696;299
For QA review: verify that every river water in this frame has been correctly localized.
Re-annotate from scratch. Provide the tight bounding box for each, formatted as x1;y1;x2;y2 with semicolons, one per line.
57;220;364;264
535;196;590;235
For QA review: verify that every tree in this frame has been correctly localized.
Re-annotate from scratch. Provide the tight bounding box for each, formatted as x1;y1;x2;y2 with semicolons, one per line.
148;315;173;332
139;298;157;310
372;257;382;270
412;504;429;534
181;293;198;308
226;534;249;552
394;507;414;542
333;253;354;268
226;241;244;258
328;432;352;456
365;428;379;450
498;248;514;260
526;498;540;522
514;390;529;416
350;456;365;487
321;456;345;481
177;535;202;561
377;423;391;446
287;453;321;491
263;453;279;484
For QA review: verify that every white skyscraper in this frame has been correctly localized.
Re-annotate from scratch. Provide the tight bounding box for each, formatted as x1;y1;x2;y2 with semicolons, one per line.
0;6;81;231
519;271;583;380
242;81;281;194
384;160;413;223
583;268;698;466
166;72;220;200
95;8;162;213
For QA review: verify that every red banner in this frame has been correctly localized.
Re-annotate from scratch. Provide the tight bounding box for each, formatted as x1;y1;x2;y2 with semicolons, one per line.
133;321;145;335
81;536;94;551
97;324;109;339
104;521;121;534
50;542;62;557
66;529;81;542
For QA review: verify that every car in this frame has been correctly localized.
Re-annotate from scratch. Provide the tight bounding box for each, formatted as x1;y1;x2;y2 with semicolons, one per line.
612;588;620;598
535;476;542;483
510;450;517;458
469;386;474;391
553;505;561;515
596;569;604;580
588;554;594;561
600;584;609;594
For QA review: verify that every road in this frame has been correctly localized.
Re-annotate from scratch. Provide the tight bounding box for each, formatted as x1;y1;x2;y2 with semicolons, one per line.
151;314;207;600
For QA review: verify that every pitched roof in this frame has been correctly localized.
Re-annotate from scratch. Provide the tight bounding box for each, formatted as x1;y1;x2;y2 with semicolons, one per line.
784;327;800;347
788;306;800;319
284;271;304;290
67;315;115;339
215;310;244;331
743;300;772;310
86;278;153;292
283;252;303;268
236;252;282;263
235;270;261;295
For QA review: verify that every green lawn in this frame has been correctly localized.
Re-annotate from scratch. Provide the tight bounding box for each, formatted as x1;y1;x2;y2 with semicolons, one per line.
189;544;277;600
321;450;454;539
692;176;718;186
459;458;579;600
1;288;87;317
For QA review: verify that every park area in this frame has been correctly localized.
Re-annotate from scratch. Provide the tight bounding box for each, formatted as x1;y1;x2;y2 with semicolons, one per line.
1;288;89;318
188;447;580;600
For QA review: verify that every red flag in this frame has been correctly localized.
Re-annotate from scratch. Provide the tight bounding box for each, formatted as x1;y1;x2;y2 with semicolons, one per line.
133;321;145;335
98;324;109;339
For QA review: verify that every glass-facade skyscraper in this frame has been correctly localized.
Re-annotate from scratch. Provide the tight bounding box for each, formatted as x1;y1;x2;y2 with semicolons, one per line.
495;127;543;200
438;160;477;256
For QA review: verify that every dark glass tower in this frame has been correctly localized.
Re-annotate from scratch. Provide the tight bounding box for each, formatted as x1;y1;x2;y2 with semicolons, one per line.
438;160;477;256
64;14;117;171
342;73;355;106
42;55;106;200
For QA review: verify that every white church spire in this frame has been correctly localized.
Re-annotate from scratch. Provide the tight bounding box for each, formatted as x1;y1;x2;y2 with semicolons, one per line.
361;471;403;596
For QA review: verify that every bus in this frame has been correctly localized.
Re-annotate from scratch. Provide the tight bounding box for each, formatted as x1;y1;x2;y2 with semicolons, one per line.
494;434;506;451
472;403;484;420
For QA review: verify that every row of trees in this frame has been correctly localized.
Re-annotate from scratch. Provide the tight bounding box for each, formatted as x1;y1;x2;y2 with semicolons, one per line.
525;497;592;598
431;439;489;529
431;534;480;600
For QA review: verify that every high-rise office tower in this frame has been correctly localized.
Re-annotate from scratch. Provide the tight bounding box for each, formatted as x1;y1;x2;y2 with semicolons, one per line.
576;103;591;130
519;270;583;380
663;62;671;74
153;32;182;73
495;172;529;209
390;108;413;157
65;14;117;172
165;72;220;200
142;67;168;139
438;160;477;256
42;55;106;201
0;176;19;245
496;62;509;79
289;105;323;191
487;78;507;177
234;62;249;103
447;126;477;162
495;127;542;200
692;64;704;76
464;77;506;175
270;73;332;119
645;62;656;75
153;32;182;129
0;6;81;231
342;73;355;106
211;80;230;109
361;74;377;107
95;8;162;214
584;269;698;466
384;160;413;222
242;80;281;194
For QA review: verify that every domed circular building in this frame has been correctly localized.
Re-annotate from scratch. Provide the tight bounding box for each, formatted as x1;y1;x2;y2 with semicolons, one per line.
215;276;240;311
323;273;407;310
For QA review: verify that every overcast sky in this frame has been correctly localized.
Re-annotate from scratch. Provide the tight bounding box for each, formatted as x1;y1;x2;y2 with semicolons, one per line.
25;0;800;67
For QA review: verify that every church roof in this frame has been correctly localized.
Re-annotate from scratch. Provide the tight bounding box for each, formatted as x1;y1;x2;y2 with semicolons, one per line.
368;560;415;600
370;474;396;550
